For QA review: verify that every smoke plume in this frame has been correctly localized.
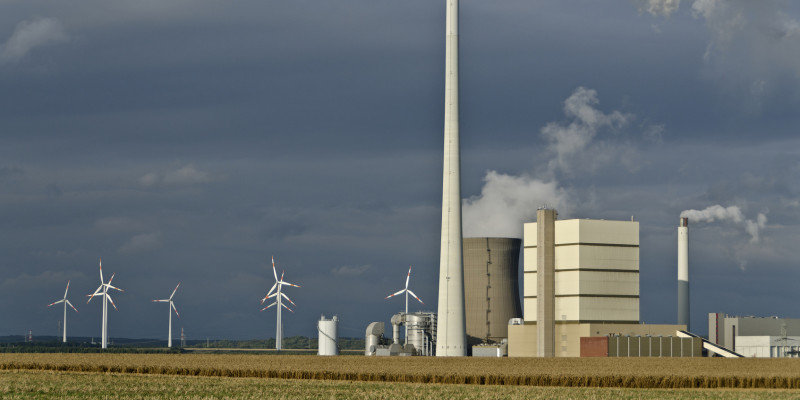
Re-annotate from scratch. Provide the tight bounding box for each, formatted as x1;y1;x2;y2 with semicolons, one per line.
680;204;768;244
462;171;569;238
680;204;743;223
463;87;636;238
541;87;630;175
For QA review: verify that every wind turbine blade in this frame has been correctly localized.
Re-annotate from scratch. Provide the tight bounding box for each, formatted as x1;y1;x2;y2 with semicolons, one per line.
406;266;411;289
171;302;180;318
153;299;169;303
280;270;285;282
272;256;278;281
107;294;118;311
385;289;406;299
260;289;280;304
266;282;277;297
107;283;124;292
64;280;70;298
48;299;65;307
281;303;294;313
170;282;181;300
261;301;277;311
107;273;115;285
99;258;104;283
407;289;424;305
281;292;296;306
66;300;78;313
282;281;300;288
86;285;103;303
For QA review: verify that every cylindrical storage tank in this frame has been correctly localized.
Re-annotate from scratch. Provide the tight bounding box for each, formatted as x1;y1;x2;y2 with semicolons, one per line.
318;315;338;356
405;314;427;354
463;237;522;345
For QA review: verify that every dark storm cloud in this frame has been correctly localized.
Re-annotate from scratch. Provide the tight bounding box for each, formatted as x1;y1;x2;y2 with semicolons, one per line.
2;0;800;340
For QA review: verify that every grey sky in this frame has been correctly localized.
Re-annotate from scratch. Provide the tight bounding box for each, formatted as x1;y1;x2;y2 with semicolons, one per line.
2;0;800;340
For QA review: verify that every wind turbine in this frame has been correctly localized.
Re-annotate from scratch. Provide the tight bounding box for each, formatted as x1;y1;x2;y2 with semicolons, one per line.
260;256;300;350
385;266;424;344
86;258;124;349
47;280;78;343
152;282;181;348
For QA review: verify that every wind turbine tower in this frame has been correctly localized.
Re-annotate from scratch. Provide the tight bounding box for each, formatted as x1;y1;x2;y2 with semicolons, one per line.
385;266;425;345
86;258;124;349
260;256;300;351
153;282;181;348
48;280;78;343
436;0;467;357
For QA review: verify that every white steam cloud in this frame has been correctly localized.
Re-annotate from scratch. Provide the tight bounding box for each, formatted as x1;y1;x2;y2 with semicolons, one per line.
632;0;800;110
462;171;569;238
0;18;68;64
689;0;800;110
680;204;768;244
463;87;637;238
541;87;630;175
680;204;743;224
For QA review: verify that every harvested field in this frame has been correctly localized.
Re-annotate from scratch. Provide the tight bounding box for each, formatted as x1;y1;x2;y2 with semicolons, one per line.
1;370;797;400
3;354;800;389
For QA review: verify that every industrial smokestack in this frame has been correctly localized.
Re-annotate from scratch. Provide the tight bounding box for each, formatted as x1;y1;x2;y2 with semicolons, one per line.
678;217;689;331
436;0;467;357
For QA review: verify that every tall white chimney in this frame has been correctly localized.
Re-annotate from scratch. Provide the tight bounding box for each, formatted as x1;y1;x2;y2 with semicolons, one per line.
678;217;689;331
436;0;467;357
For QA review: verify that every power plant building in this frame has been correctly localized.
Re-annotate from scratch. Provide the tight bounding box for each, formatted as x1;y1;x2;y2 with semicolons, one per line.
462;237;522;345
509;214;685;357
524;218;640;324
709;313;800;358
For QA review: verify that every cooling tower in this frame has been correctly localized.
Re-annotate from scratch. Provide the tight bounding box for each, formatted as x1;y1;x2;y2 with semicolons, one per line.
462;238;522;345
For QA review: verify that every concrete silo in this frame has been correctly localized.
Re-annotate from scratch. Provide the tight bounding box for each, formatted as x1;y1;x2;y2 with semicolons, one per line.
462;237;523;345
317;315;339;356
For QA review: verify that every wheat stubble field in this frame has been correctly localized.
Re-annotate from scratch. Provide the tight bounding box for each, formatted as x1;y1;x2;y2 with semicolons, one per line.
2;354;800;399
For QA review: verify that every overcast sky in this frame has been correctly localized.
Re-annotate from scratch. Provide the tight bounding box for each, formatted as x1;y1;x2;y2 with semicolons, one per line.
2;0;800;341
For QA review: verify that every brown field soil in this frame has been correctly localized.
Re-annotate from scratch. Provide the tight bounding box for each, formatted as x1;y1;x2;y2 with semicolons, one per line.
1;370;798;400
3;354;800;389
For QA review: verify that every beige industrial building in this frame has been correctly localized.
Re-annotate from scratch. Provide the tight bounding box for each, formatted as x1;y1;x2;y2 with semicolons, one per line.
508;213;684;357
523;218;641;324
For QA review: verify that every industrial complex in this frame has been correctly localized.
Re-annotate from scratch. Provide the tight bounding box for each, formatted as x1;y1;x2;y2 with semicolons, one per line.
709;313;800;358
36;0;794;361
357;0;784;359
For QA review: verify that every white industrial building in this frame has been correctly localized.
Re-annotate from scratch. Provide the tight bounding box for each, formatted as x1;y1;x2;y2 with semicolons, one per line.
709;313;800;358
